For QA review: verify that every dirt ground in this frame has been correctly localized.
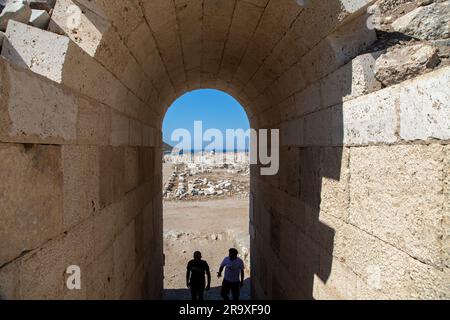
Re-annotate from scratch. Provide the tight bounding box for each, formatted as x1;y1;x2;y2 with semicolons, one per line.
163;162;251;300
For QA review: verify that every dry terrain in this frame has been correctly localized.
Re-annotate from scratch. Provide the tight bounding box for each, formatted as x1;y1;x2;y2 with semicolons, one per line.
163;163;251;300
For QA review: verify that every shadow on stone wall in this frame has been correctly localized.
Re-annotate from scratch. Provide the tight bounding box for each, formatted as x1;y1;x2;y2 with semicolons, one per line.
249;0;377;300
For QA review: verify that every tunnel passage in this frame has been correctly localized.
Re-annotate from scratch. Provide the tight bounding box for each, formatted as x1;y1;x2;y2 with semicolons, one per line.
0;0;449;299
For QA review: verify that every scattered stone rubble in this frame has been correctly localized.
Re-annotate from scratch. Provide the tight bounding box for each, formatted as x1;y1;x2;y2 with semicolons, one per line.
369;0;450;86
164;170;249;201
163;153;250;201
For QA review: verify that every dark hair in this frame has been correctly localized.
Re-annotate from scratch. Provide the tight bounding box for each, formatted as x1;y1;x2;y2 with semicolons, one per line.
229;248;238;256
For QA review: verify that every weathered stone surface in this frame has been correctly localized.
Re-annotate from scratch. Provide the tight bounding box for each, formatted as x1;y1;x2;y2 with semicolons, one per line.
0;0;448;301
349;144;445;268
2;20;70;82
62;145;99;230
29;8;49;29
374;43;441;86
124;147;139;193
333;222;449;299
76;97;111;145
18;219;93;299
399;66;450;141
340;87;398;145
0;261;19;299
321;52;383;108
320;147;350;221
392;2;450;40
110;112;129;147
86;245;115;300
99;146;125;208
444;145;450;269
0;143;62;267
113;222;136;298
27;0;56;12
0;59;78;144
0;0;31;31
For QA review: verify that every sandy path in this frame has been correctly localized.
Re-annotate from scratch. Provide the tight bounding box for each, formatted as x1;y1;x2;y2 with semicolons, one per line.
163;198;250;300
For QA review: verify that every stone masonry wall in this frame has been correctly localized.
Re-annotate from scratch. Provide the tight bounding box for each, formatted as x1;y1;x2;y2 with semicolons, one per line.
0;0;449;300
249;2;450;298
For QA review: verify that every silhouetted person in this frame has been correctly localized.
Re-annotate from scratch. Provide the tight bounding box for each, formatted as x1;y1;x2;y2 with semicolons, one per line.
218;248;245;301
186;251;211;301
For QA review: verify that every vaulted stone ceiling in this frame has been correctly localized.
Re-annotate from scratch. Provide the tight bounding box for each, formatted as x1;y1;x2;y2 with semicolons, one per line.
51;0;373;124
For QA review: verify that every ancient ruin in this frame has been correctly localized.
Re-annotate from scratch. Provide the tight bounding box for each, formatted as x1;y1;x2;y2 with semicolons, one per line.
0;0;449;299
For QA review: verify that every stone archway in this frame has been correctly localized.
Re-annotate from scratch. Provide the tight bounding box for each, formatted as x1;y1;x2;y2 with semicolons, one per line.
0;0;448;300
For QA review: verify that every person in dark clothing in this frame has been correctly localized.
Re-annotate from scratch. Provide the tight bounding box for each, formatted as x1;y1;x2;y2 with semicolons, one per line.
186;251;211;301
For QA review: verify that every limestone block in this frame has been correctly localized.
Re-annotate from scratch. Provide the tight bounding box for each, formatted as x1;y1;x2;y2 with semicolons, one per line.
392;2;450;40
29;9;49;29
99;146;125;209
294;83;321;117
0;59;78;144
48;0;109;57
0;143;63;267
139;147;154;183
94;0;142;39
299;147;321;208
115;184;148;237
281;118;303;146
93;200;122;257
349;144;446;268
142;201;154;256
279;216;298;275
85;245;115;300
27;0;56;12
374;44;440;86
3;20;70;82
110;112;129;147
113;222;136;298
2;20;130;114
142;125;155;147
62;145;99;230
295;231;320;295
0;0;31;31
321;52;382;109
313;257;358;300
124;147;139;193
18;219;94;299
300;13;376;85
340;87;397;145
319;147;350;221
134;212;144;265
333;222;448;299
279;146;300;198
444;145;450;268
129;118;142;147
304;107;332;146
125;21;156;67
76;97;111;145
0;262;19;299
399;66;450;141
51;0;148;96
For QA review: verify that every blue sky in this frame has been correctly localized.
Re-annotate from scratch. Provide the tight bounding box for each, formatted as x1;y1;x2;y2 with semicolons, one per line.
162;89;250;150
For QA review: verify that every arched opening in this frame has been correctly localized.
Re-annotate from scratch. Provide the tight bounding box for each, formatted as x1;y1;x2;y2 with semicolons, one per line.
0;0;448;301
161;89;251;300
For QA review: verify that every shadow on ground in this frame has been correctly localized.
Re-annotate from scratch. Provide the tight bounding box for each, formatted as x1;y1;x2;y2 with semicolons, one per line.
164;278;251;300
